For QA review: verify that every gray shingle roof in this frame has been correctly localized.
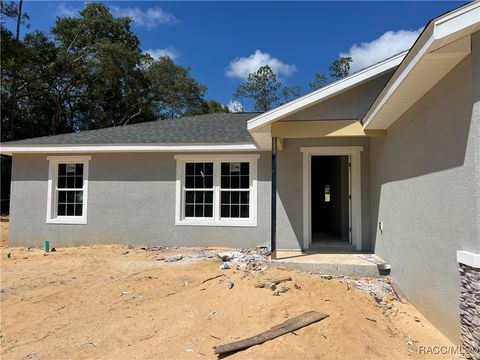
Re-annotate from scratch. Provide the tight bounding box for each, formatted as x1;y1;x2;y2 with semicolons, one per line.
5;113;261;145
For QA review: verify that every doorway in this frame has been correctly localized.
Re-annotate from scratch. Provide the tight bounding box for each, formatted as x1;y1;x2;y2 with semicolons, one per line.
311;156;350;244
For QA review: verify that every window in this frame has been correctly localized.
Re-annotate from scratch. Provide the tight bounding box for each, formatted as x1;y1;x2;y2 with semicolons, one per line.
175;155;258;226
220;162;250;218
184;162;214;218
47;156;90;224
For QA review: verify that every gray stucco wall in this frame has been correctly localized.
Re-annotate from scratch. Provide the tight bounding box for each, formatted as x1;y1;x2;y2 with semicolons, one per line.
9;152;272;248
282;70;394;121
277;137;371;250
369;33;480;342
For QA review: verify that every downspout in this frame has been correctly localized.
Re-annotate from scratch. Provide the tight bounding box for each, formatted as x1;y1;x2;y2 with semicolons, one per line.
271;137;277;260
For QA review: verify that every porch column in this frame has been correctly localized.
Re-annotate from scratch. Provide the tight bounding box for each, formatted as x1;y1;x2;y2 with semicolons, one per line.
271;137;277;260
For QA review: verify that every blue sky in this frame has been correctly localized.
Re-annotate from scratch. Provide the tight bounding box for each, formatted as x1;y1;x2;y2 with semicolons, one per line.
4;1;466;111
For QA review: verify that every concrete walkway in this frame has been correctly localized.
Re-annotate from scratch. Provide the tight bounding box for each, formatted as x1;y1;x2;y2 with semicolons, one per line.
272;251;384;277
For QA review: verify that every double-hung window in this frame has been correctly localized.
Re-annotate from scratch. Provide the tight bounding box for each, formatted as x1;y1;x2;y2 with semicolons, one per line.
175;155;258;226
46;156;90;224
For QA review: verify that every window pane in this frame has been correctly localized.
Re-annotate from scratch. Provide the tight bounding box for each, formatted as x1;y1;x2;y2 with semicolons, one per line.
205;191;213;204
221;191;230;204
74;176;83;188
195;176;204;188
231;192;239;204
75;164;83;175
75;204;83;216
58;203;66;216
205;163;213;175
184;190;213;218
59;191;66;203
185;204;194;217
240;163;249;175
221;205;230;218
231;205;239;218
58;176;66;188
240;176;249;189
186;191;195;203
221;176;230;189
75;191;83;203
67;204;75;216
66;177;75;188
231;176;239;189
186;163;194;175
204;175;213;188
195;191;204;203
59;164;66;176
195;204;204;217
185;176;194;189
221;190;250;218
67;191;75;203
204;205;213;217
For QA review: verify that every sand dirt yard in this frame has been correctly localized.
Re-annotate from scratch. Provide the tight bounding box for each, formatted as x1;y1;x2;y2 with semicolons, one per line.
1;241;454;360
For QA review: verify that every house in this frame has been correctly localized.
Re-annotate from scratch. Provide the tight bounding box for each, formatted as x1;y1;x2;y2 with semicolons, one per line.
1;2;479;347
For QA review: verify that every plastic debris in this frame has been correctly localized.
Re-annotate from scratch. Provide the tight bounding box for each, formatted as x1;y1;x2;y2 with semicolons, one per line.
227;282;234;289
164;254;183;262
220;262;230;270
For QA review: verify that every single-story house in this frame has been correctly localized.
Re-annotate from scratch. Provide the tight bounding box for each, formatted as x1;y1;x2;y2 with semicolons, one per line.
2;2;479;347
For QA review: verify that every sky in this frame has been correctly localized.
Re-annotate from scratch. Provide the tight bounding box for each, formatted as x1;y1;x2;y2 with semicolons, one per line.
3;1;467;112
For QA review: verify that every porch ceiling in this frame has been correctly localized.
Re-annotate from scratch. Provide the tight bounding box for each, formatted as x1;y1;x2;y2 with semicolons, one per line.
271;120;386;138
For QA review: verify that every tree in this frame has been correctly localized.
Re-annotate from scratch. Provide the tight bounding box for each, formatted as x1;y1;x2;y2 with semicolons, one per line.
185;100;229;116
234;65;300;112
329;56;352;80
146;56;206;119
309;73;327;90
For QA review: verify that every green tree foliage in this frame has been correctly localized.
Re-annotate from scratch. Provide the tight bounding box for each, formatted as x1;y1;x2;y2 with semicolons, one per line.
309;56;353;90
185;100;229;116
309;73;327;90
0;2;227;213
234;65;300;112
329;56;352;80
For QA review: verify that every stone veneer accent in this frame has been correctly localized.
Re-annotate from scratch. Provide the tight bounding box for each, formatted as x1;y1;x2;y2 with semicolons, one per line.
459;263;480;360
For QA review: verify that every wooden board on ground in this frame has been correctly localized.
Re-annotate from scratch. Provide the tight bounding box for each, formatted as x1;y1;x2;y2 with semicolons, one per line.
213;311;329;355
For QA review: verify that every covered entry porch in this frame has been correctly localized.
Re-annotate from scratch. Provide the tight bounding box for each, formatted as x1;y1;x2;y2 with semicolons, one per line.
263;120;380;256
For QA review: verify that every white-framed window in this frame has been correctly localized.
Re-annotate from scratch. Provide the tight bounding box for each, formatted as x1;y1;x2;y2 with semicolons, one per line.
46;156;90;224
175;154;259;227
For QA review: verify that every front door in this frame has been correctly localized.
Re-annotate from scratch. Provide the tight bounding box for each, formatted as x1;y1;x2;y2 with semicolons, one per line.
311;155;351;245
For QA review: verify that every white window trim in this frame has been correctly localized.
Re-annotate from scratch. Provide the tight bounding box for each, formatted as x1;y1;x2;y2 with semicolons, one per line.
46;155;91;225
174;154;259;227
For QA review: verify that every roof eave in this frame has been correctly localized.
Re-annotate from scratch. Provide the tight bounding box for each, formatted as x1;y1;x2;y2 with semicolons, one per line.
362;1;480;130
0;143;260;155
246;51;406;132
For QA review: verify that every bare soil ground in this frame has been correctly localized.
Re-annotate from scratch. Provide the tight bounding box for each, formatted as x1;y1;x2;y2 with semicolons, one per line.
1;231;453;359
0;217;8;248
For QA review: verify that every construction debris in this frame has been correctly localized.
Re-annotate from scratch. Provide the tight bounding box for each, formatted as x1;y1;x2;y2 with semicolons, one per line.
273;287;289;296
227;282;234;289
213;311;329;355
255;276;292;288
164;254;183;262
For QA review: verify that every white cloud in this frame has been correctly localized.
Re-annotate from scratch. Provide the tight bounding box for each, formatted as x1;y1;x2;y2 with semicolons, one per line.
55;4;179;29
341;28;422;73
56;2;81;17
225;50;296;80
145;47;179;61
227;99;244;113
110;6;179;29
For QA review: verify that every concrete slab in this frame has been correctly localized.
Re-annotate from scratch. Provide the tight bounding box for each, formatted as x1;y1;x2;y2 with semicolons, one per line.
271;251;380;277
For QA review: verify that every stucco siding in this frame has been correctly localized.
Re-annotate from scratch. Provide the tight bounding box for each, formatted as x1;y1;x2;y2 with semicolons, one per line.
9;152;271;248
277;137;371;250
281;70;394;121
369;33;480;342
